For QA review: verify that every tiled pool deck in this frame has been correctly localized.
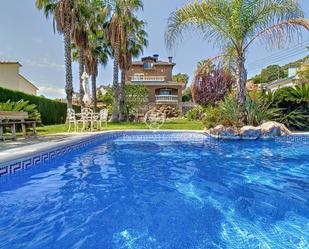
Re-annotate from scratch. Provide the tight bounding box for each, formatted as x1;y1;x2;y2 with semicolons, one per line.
0;131;116;177
0;133;90;152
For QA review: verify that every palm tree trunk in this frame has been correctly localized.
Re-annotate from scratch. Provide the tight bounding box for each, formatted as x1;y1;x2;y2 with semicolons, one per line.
92;74;97;112
79;48;85;108
111;40;120;122
236;55;248;125
119;69;126;122
64;31;73;109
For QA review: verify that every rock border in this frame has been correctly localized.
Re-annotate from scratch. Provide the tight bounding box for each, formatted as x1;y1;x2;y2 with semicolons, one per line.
205;121;292;140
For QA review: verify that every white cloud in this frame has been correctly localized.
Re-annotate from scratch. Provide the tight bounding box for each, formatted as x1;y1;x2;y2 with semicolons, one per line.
24;58;65;71
38;85;65;99
0;50;64;71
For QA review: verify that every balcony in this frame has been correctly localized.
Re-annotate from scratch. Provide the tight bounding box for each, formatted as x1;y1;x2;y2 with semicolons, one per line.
155;95;179;103
130;76;166;82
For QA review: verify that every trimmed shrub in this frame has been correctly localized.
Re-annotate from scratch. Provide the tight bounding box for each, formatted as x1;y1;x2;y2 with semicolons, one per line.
0;87;80;125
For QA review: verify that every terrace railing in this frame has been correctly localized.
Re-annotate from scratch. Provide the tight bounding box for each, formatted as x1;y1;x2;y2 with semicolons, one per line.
130;76;166;82
155;95;179;103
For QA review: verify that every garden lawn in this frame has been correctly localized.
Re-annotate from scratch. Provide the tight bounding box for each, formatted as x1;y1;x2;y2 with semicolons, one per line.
37;119;203;135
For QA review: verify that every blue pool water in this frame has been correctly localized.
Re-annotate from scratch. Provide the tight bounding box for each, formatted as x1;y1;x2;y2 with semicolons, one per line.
0;132;308;249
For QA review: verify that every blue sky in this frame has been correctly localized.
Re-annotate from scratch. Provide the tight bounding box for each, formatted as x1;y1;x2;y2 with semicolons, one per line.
0;0;308;98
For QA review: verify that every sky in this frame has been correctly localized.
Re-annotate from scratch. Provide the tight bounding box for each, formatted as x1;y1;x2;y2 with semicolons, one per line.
0;0;308;99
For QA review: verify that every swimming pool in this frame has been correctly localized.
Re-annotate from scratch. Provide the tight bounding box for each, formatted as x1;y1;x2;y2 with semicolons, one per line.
0;131;308;249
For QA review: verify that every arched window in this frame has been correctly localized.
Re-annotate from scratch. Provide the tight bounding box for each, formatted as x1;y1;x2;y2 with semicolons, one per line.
159;89;172;95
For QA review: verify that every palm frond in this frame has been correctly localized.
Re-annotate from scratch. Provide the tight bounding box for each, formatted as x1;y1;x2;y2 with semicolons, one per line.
245;18;309;50
165;1;233;50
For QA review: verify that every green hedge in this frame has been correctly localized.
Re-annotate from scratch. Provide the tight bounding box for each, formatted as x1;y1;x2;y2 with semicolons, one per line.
0;87;80;125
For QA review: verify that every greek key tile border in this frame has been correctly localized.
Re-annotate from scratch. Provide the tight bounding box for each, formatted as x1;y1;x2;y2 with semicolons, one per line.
0;132;121;178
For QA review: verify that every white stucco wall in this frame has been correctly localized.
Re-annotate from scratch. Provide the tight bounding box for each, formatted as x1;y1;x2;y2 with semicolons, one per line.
0;63;38;95
18;75;37;95
0;63;20;91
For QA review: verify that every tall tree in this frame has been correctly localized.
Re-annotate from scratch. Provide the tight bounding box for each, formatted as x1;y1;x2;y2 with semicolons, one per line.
119;19;148;121
166;0;309;124
252;65;287;84
71;0;90;107
173;73;189;84
86;35;109;112
83;1;110;111
105;0;144;122
36;0;78;109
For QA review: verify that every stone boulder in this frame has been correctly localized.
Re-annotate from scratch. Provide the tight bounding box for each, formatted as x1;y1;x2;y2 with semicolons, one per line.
206;125;240;139
260;121;291;138
205;125;224;136
240;126;262;140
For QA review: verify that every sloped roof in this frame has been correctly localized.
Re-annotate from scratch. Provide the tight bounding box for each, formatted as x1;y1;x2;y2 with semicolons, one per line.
132;60;175;66
267;76;295;86
132;55;176;66
0;61;22;66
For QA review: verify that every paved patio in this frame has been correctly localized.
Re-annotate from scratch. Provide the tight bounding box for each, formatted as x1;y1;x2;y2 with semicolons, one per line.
0;132;106;168
0;134;79;151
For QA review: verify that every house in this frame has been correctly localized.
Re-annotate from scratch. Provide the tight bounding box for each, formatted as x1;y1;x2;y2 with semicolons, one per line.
264;68;304;92
126;54;186;111
265;76;298;92
0;62;38;95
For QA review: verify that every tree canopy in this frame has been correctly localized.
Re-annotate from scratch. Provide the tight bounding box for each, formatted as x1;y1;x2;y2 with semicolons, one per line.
252;65;287;84
173;73;189;84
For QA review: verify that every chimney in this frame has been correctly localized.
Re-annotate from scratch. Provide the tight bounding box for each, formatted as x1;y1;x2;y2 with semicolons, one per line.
168;56;173;63
153;54;159;61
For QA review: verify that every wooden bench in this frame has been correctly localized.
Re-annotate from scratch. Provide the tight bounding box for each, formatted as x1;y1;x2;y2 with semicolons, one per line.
0;111;38;140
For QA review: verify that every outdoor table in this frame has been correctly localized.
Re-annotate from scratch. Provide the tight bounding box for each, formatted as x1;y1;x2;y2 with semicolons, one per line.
0;111;38;140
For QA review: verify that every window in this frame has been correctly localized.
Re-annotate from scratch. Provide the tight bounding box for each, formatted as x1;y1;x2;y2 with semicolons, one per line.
159;89;172;95
143;62;154;69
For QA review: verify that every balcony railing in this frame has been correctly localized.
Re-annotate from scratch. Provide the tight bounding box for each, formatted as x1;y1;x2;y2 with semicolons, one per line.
155;95;179;103
130;76;166;82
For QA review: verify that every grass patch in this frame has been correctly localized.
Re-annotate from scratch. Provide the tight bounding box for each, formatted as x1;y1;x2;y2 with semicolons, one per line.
37;119;203;135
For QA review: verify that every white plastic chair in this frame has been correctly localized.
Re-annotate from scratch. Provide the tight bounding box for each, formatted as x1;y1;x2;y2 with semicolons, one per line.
94;109;108;130
67;108;77;132
78;108;94;132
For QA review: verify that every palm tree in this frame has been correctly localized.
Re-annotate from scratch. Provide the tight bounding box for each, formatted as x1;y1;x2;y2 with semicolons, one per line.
166;0;309;124
36;0;78;109
71;0;91;107
119;19;148;121
105;0;144;122
85;2;110;112
85;35;109;112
